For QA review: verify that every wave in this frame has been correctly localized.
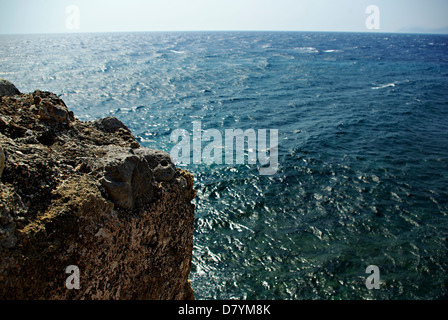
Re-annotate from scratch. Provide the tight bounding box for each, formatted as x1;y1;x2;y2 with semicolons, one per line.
372;83;396;90
293;46;319;53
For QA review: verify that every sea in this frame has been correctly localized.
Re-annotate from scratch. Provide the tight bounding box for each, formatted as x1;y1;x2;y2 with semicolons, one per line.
1;31;447;300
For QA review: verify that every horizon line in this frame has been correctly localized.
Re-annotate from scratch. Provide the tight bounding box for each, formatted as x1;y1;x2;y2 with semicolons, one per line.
1;29;448;37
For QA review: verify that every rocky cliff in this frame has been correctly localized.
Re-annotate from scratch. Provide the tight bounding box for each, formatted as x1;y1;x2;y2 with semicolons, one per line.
0;79;196;299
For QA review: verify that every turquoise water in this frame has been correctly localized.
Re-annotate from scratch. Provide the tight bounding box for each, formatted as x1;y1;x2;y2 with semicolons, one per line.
1;31;448;299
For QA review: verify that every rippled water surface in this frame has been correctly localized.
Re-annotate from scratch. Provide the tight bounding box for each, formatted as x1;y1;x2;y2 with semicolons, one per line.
1;31;448;299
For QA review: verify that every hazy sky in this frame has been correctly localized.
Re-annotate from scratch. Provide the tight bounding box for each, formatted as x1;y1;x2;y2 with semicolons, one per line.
1;0;448;34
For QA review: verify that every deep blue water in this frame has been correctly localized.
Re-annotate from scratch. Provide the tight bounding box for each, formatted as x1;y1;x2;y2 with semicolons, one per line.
1;31;448;299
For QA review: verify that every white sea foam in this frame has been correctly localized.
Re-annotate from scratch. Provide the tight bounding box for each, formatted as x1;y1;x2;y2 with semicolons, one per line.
294;47;319;53
372;83;396;90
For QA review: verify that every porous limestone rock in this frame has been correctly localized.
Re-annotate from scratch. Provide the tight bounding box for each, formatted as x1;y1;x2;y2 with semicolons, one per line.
0;78;20;97
89;146;176;210
0;81;196;300
0;146;4;178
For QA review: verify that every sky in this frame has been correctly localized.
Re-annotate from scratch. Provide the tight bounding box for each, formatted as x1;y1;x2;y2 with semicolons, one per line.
0;0;447;34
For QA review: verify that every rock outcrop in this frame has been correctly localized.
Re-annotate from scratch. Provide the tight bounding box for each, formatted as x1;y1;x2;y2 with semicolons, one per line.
0;79;20;97
0;82;196;299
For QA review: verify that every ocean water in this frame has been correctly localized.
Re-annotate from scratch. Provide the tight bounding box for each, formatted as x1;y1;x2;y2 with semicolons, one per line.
1;31;448;300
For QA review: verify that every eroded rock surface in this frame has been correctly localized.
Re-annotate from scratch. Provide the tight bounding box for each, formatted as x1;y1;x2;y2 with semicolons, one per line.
0;78;21;97
0;83;196;299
